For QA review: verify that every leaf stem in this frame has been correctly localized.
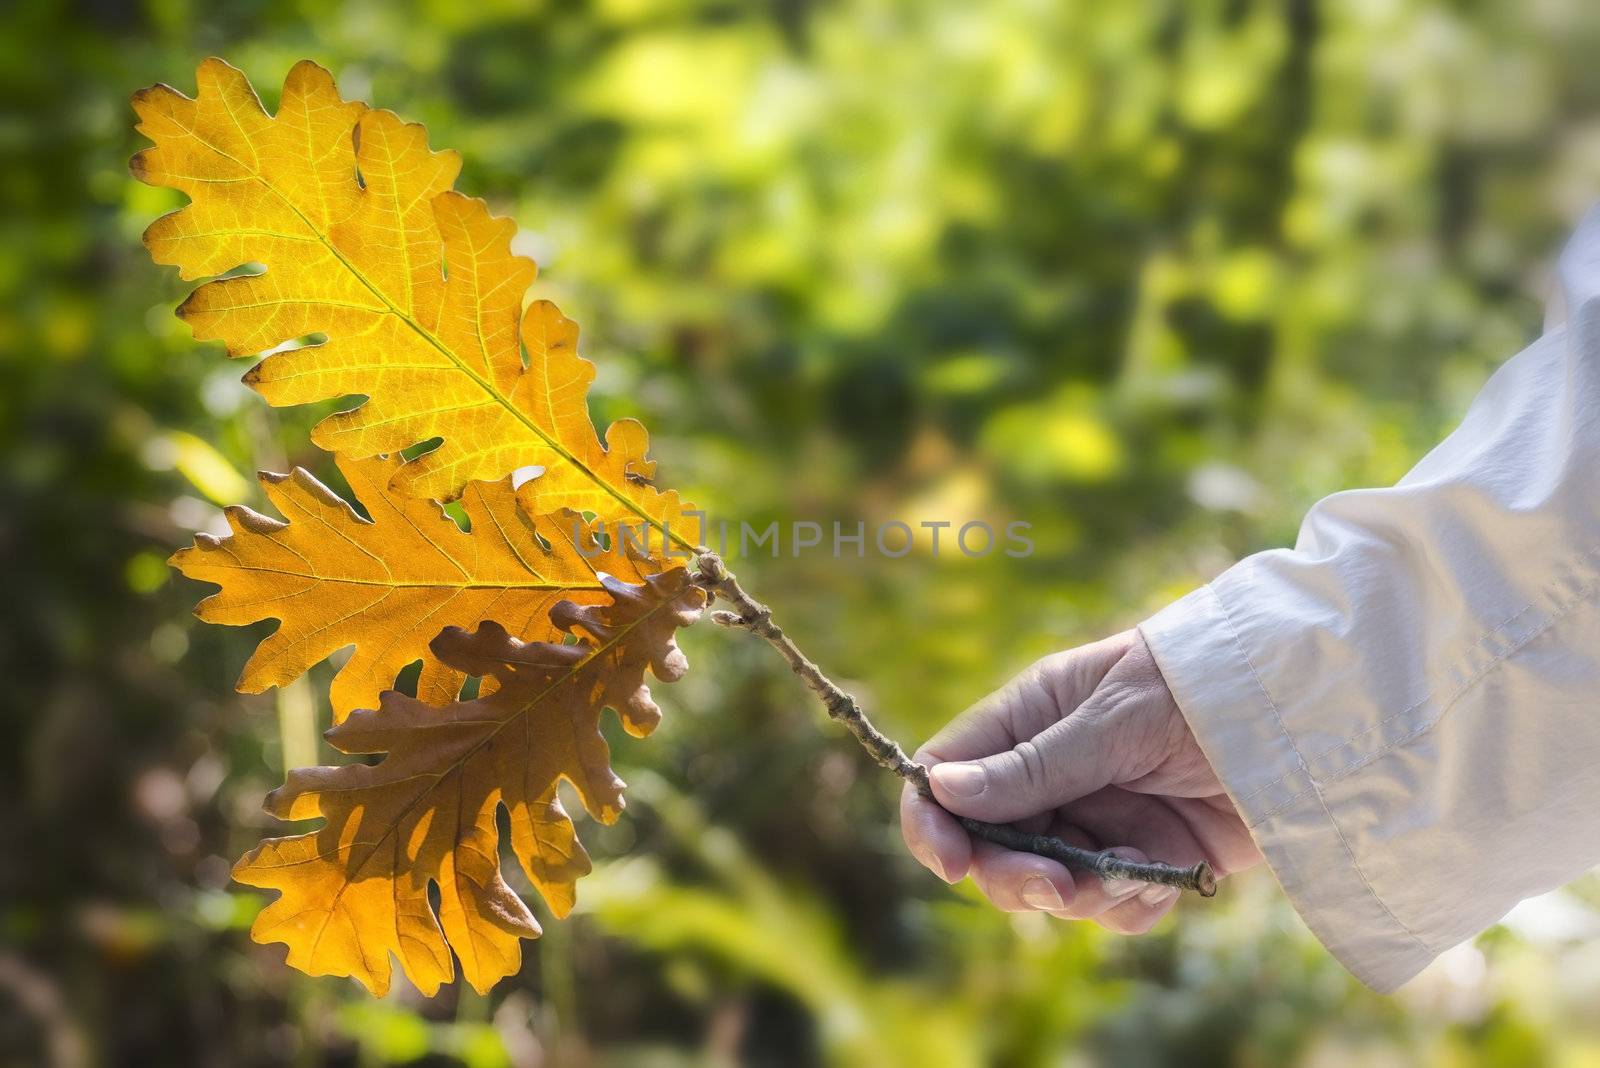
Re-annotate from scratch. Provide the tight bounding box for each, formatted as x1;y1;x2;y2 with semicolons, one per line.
689;549;1216;898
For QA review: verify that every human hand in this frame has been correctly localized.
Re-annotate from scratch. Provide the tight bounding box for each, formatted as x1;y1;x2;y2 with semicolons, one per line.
900;630;1261;932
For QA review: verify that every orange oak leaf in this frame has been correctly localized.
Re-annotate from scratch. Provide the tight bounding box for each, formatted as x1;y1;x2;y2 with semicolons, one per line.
232;568;706;995
131;58;689;539
170;452;658;722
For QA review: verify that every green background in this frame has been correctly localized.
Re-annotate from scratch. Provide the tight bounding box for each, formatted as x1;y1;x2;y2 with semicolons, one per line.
6;0;1600;1064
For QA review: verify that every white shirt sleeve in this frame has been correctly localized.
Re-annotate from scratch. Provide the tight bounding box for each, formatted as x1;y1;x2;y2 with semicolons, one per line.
1139;206;1600;993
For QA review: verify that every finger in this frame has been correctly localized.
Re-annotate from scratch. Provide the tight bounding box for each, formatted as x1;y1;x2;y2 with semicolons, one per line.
916;632;1134;766
966;840;1077;913
899;781;969;883
974;821;1144;921
1049;788;1211;930
928;709;1116;824
1039;843;1151;920
914;673;1056;771
1160;794;1262;877
1062;787;1213;871
1096;879;1183;935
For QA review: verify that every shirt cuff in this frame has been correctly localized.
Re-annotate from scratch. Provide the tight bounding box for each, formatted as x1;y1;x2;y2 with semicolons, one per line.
1139;584;1437;993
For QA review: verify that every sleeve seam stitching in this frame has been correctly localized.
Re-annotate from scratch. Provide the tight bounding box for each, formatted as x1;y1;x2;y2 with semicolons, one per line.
1232;539;1600;809
1210;585;1432;956
1248;562;1600;826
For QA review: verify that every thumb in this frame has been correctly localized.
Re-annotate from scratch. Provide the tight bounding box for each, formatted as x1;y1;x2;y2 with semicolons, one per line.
927;712;1114;824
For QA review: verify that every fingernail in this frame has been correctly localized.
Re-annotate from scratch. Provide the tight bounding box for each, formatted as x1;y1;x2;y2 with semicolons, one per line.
930;762;986;797
1021;876;1063;910
913;846;948;883
1138;883;1178;908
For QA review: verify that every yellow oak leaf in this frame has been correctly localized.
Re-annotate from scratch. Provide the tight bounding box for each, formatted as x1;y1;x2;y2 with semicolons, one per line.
131;58;690;541
232;569;707;995
170;453;655;723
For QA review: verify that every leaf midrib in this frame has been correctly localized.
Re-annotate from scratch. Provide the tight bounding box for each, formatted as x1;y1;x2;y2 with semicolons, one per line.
303;583;685;966
235;156;691;550
201;561;610;591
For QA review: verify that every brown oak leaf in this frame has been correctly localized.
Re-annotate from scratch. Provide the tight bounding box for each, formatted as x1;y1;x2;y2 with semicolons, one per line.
232;568;706;995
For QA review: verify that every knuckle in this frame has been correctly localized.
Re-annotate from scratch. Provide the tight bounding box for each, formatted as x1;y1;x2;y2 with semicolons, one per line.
1087;677;1137;717
1011;739;1048;796
1025;654;1062;690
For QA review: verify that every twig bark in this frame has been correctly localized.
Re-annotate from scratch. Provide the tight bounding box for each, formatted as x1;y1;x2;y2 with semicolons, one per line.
690;550;1216;897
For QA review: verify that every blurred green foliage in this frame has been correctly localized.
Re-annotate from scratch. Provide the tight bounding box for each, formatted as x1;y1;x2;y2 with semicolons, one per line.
8;0;1600;1064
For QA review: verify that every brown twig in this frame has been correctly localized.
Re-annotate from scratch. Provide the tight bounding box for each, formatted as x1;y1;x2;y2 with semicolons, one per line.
690;549;1216;897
